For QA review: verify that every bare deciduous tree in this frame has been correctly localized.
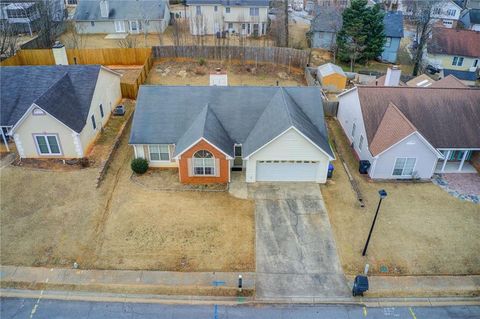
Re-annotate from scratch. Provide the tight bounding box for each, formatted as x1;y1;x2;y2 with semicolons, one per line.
0;21;19;59
63;20;87;49
36;0;67;48
403;0;444;75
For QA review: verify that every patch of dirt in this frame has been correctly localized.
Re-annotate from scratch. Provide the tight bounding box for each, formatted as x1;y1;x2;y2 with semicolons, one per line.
320;119;480;276
12;158;89;171
146;59;306;87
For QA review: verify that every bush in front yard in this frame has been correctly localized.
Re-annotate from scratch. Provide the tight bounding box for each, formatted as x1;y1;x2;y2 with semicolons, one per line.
131;158;148;174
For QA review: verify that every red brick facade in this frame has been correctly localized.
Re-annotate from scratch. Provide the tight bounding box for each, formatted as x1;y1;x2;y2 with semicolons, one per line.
178;139;230;184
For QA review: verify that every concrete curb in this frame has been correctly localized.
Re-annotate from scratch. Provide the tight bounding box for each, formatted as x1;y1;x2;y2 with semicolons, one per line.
1;289;480;307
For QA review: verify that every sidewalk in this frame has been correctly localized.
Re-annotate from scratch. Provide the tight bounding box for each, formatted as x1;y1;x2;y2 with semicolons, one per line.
0;266;254;297
1;265;479;303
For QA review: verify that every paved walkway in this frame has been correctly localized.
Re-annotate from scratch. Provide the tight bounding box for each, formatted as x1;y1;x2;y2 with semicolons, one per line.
432;173;480;204
250;183;351;300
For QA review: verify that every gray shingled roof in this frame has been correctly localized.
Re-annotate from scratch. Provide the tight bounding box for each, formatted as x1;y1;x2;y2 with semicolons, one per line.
186;0;269;6
74;0;167;21
130;86;334;159
383;11;404;38
0;65;101;132
311;7;342;33
175;104;234;157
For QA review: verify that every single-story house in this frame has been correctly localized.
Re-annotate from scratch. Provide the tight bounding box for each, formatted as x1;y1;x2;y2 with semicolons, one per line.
427;28;480;82
0;65;121;158
380;11;404;63
336;85;480;179
316;63;347;92
73;0;170;34
129;86;335;184
460;8;480;31
309;6;342;50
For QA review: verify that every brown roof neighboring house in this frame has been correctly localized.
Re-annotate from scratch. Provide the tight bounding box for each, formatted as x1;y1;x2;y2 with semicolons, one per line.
427;28;480;58
430;75;468;88
357;86;480;150
369;102;417;156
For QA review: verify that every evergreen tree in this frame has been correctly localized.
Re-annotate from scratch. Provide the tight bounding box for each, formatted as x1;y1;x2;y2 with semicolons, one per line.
336;0;385;70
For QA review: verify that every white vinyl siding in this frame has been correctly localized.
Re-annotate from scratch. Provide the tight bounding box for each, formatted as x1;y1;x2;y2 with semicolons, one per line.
245;128;331;183
149;144;170;161
393;157;416;176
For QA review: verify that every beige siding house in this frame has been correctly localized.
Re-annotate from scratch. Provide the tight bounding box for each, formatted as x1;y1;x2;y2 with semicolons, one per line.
1;65;121;159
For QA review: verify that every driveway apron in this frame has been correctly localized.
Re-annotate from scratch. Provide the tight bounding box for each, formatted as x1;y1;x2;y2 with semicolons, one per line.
250;183;350;300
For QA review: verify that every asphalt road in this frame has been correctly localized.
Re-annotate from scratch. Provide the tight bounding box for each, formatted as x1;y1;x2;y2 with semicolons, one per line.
1;298;480;319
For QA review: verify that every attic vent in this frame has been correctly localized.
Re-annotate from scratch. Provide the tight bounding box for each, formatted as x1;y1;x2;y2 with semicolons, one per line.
32;108;46;115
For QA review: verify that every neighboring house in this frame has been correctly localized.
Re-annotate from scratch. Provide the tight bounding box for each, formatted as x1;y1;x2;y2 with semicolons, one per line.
0;65;121;158
309;6;342;50
426;28;480;82
186;0;269;36
74;0;170;34
130;86;335;184
381;11;403;63
431;0;462;28
316;63;347;92
400;0;461;28
460;8;480;30
466;0;480;9
0;0;65;35
336;85;480;180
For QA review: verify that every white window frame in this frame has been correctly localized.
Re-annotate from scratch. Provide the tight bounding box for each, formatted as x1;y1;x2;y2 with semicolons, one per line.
452;56;464;66
129;20;140;33
359;135;364;150
385;37;392;47
149;144;170;162
195;5;201;15
225;7;230;13
473;59;478;68
34;134;62;155
250;7;259;16
351;122;356;138
193;150;215;176
392;157;416;176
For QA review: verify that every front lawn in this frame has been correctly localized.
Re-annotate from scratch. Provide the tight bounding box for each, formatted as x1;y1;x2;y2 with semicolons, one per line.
321;119;480;276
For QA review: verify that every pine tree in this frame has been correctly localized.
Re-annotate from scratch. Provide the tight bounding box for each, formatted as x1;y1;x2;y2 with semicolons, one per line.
336;0;385;70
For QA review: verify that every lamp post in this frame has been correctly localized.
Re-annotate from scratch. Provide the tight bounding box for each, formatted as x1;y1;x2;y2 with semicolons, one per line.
362;189;387;257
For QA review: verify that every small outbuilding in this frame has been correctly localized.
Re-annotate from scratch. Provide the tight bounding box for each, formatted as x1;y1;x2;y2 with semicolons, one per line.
316;63;347;92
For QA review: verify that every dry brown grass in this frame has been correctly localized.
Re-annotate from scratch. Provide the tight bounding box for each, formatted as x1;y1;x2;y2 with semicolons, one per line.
0;125;255;272
321;119;480;276
146;59;306;87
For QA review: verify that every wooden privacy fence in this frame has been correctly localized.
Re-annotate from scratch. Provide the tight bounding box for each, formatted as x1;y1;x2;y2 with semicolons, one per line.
152;45;309;68
120;54;153;99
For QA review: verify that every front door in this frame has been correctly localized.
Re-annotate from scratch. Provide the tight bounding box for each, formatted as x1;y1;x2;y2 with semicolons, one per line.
253;24;259;37
233;144;243;170
114;20;126;33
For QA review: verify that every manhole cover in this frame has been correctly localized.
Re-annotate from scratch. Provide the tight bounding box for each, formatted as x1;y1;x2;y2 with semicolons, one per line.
380;265;388;273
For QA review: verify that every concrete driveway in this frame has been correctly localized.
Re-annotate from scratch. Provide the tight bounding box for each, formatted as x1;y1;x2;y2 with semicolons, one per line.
249;183;350;300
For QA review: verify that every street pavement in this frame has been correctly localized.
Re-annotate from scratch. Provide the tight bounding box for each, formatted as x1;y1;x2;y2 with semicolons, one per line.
2;297;480;319
251;183;350;300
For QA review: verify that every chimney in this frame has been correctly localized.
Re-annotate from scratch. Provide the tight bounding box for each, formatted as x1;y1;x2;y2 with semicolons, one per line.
100;0;109;18
52;41;68;65
384;65;401;86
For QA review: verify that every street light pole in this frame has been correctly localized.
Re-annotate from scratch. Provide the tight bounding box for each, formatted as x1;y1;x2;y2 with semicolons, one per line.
362;189;387;257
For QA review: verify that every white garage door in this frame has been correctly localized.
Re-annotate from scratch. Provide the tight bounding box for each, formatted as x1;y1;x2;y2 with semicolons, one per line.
256;160;319;182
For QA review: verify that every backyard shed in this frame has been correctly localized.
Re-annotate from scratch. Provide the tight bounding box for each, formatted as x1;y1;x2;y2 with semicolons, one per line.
316;63;347;92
